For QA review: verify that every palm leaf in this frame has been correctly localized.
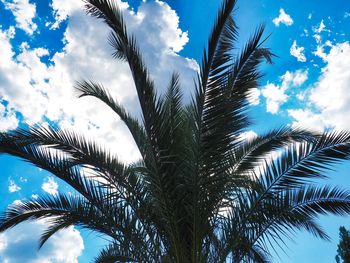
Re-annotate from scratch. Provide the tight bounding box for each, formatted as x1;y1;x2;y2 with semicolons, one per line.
0;194;118;246
84;0;161;157
75;80;150;160
259;131;350;191
95;242;137;263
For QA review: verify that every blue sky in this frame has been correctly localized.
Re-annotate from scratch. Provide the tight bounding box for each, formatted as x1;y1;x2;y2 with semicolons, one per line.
0;0;350;262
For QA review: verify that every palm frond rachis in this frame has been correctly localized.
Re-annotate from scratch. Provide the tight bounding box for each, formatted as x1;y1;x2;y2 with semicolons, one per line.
1;0;350;262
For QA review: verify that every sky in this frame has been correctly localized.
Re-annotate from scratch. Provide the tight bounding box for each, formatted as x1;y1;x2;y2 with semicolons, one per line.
0;0;350;262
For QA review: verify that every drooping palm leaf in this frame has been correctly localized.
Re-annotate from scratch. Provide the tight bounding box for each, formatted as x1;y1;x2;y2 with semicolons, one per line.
0;194;118;244
75;80;150;159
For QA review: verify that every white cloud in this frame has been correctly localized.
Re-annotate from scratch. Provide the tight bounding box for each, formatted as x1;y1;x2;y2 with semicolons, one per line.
135;1;189;53
49;0;84;29
6;26;16;39
313;34;321;44
282;70;308;87
273;8;293;27
1;0;37;35
42;177;58;196
313;40;333;61
302;28;309;37
0;30;51;126
312;20;330;44
0;221;84;263
0;104;18;131
289;42;350;131
31;194;39;199
314;20;326;34
308;13;312;20
313;44;328;61
8;179;21;193
345;12;350;18
0;1;198;164
262;70;308;114
19;176;27;182
290;40;306;62
288;108;324;132
261;83;288;114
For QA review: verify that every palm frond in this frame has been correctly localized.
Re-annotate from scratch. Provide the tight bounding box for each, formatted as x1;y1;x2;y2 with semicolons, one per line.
75;80;150;159
84;0;161;158
6;127;136;193
83;4;185;244
200;0;238;90
289;186;350;218
227;25;273;137
229;127;318;175
259;131;350;191
193;0;238;165
0;194;118;246
233;186;350;260
0;133;106;202
95;242;137;263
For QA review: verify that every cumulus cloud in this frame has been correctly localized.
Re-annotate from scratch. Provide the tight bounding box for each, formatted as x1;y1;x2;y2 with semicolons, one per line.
290;40;306;62
0;221;84;263
261;83;288;114
49;0;84;29
289;42;350;131
0;29;51;126
42;177;58;195
288;108;324;132
262;70;308;114
0;0;198;164
8;179;21;193
273;8;293;27
1;0;37;35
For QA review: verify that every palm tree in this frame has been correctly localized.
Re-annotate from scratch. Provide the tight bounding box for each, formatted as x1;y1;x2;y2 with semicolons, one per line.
1;0;350;262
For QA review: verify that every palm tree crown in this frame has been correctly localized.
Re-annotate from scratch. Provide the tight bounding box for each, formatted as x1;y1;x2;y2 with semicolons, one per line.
1;0;350;262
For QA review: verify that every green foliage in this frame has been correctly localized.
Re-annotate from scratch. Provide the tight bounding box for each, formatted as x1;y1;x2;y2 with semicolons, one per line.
336;226;350;263
1;0;350;262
